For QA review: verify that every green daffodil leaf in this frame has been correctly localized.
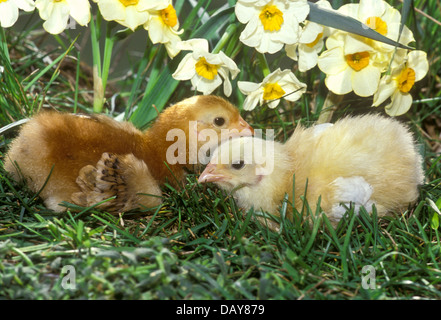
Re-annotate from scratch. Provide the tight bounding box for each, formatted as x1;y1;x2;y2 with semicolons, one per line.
307;1;414;50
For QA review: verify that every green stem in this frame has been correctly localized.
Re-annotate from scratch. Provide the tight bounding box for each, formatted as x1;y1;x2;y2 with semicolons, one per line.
102;24;116;93
90;12;106;113
212;23;237;54
0;27;11;64
90;16;116;113
257;52;270;77
89;15;101;79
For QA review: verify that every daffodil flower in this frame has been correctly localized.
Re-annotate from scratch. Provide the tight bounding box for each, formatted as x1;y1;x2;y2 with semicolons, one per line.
318;34;383;97
285;0;332;72
334;0;414;73
286;22;327;72
340;0;415;53
235;0;310;54
141;0;183;58
373;50;428;116
172;39;240;96
0;0;35;28
35;0;90;35
318;0;420;99
93;0;155;31
238;68;307;110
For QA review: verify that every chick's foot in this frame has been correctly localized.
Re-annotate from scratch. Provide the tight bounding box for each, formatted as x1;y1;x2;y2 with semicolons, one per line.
72;152;162;213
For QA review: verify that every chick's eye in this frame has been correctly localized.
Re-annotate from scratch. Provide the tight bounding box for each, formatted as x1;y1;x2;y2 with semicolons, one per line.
232;160;245;170
214;117;225;127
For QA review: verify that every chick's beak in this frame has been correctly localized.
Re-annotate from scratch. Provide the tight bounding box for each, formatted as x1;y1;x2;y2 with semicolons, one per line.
236;115;254;136
198;163;227;183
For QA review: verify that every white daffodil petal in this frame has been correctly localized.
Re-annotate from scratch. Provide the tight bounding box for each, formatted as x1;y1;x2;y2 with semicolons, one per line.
298;46;319;72
234;1;258;24
35;0;52;20
290;0;310;22
16;0;35;11
66;0;90;25
300;21;323;43
388;48;407;70
192;75;222;95
122;5;149;30
381;7;401;33
172;54;196;80
408;50;429;81
279;69;299;84
318;47;348;75
398;25;415;46
325;68;353;95
285;44;298;61
264;68;282;83
372;76;396;106
352;66;381;97
162;31;182;58
203;52;224;66
164;39;181;58
271;19;299;45
283;85;306;102
218;53;240;79
238;81;261;94
97;0;126;21
242;90;262;111
137;0;169;11
257;34;284;54
239;17;261;48
282;73;307;99
147;16;167;43
221;73;233;97
42;2;70;34
359;0;385;22
267;99;281;109
343;34;374;55
338;3;359;19
177;38;209;52
325;31;346;49
0;2;19;28
385;91;413;116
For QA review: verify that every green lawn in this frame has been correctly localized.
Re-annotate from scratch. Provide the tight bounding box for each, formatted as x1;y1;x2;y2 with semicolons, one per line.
1;0;441;300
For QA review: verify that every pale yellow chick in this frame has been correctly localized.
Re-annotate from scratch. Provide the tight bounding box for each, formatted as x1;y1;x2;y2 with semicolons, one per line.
198;114;424;230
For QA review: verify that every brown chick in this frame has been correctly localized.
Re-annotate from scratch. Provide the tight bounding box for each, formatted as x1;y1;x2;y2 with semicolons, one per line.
4;95;253;213
198;114;424;230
